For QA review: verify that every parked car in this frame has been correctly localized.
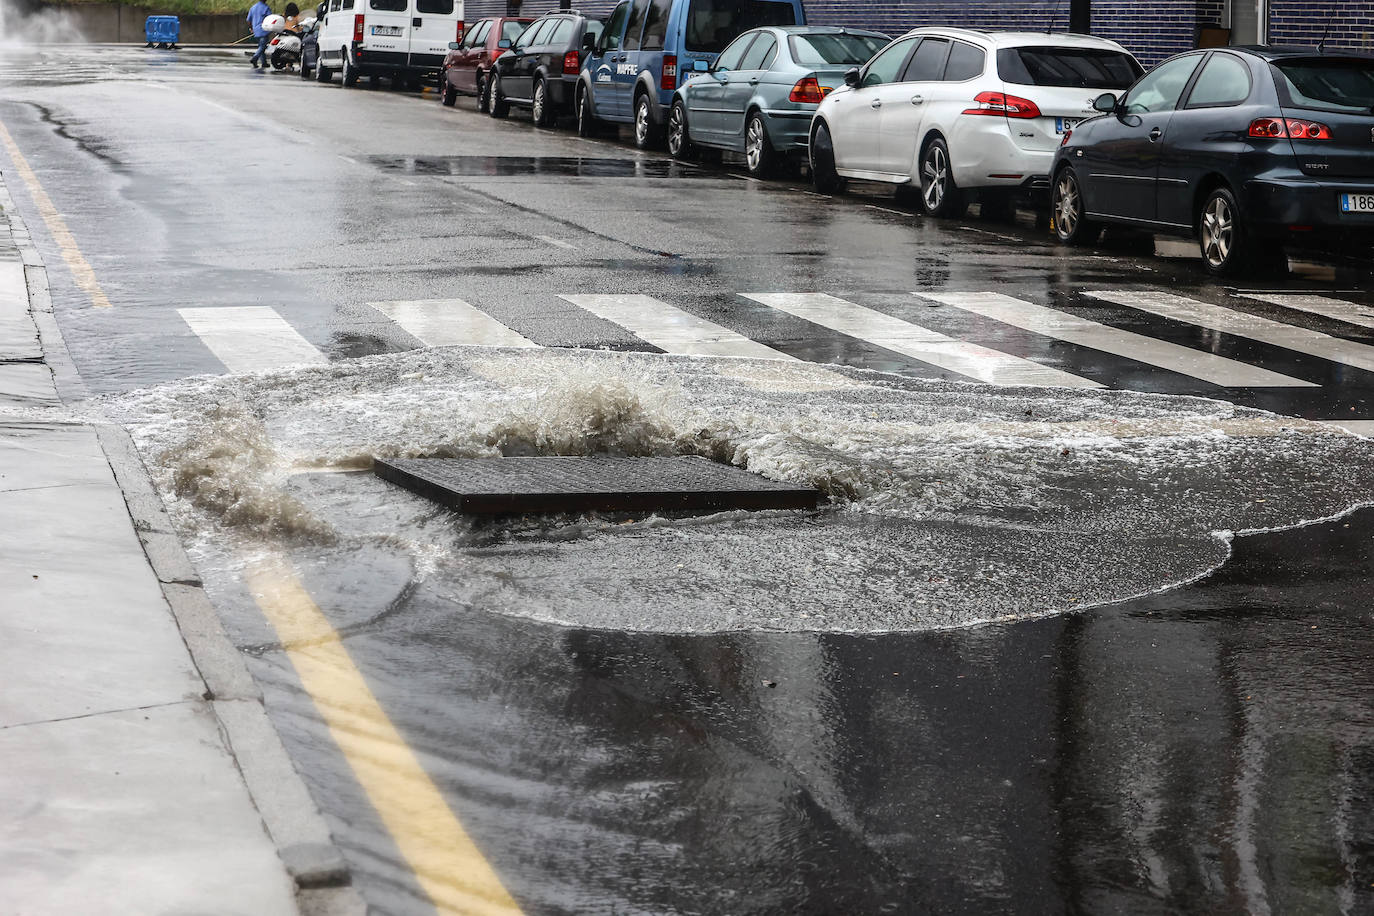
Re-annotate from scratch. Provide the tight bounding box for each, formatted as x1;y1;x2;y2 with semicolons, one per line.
489;9;605;126
1052;46;1374;275
668;25;888;175
440;15;533;111
578;0;806;148
809;29;1142;217
314;0;465;88
299;3;325;79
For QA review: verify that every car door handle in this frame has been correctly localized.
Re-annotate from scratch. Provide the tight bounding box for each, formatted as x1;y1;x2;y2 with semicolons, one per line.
870;99;882;109
719;78;729;85
748;78;758;85
1149;127;1162;142
910;95;923;105
412;17;421;26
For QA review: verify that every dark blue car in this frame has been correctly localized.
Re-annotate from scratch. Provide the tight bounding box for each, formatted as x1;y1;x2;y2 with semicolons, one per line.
575;0;806;148
1051;46;1374;276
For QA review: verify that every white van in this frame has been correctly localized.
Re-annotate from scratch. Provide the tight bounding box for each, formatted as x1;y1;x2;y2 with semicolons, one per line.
315;0;465;88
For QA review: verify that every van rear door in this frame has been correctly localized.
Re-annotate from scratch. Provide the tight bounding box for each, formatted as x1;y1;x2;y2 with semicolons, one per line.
363;0;410;62
410;0;462;70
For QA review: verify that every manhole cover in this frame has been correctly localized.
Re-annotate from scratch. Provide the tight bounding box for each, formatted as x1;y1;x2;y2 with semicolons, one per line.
374;456;821;515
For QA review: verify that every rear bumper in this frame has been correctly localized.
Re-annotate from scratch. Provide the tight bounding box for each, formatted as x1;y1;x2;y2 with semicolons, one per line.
1244;176;1374;239
761;107;816;155
354;49;444;75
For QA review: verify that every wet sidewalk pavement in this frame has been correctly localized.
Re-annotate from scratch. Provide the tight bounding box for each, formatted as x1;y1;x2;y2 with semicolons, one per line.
0;178;359;914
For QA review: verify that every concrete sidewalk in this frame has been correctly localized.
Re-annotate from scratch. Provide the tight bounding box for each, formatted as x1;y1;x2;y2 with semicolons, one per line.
0;180;360;913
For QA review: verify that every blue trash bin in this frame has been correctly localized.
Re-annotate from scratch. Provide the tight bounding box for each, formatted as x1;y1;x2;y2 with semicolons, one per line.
145;16;180;48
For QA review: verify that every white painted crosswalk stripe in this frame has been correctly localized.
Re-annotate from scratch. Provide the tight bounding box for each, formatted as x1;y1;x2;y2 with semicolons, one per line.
1241;293;1374;332
744;292;1101;388
560;294;796;360
919;291;1314;388
1087;290;1374;375
370;299;539;348
178;306;327;373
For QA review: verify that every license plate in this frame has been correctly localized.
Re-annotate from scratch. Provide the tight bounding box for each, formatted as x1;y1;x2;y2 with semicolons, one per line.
1054;117;1080;134
371;25;403;36
1341;192;1374;213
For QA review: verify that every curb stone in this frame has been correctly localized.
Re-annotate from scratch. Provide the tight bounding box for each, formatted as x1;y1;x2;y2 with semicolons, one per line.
0;171;367;913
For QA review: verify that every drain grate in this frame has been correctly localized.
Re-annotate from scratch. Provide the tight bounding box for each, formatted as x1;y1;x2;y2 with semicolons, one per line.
374;456;821;515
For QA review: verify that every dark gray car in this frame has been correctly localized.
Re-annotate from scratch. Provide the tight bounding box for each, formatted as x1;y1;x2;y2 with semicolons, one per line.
668;25;888;176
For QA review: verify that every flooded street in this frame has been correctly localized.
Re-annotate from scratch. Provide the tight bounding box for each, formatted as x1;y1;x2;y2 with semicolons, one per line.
2;44;1371;915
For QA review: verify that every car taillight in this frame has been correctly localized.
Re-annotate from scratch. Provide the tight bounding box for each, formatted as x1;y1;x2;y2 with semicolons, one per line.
788;76;827;104
662;54;677;91
456;20;464;44
962;91;1041;119
1060;128;1072;146
353;13;364;42
1248;117;1332;140
563;50;580;75
270;37;279;45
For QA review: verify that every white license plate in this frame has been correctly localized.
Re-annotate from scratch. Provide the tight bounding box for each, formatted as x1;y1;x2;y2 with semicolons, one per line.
1341;192;1374;213
1054;117;1080;134
371;25;403;36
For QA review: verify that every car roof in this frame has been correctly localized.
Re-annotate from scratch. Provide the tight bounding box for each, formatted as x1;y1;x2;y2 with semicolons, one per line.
757;25;890;38
899;27;1132;54
1221;44;1374;61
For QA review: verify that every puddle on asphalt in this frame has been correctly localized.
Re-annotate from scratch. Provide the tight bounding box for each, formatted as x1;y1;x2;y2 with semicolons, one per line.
98;348;1374;634
369;155;711;179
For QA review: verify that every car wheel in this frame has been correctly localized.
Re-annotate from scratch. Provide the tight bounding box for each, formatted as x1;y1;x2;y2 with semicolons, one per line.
316;58;332;83
577;86;597;138
1051;167;1101;246
667;99;697;161
744;112;777;178
809;122;846;195
532;78;553;128
299;58;311;79
476;73;490;113
489;71;510;118
270;49;286;70
441;73;457;106
1199;186;1250;277
634;93;661;149
919;138;965;218
342;52;358;86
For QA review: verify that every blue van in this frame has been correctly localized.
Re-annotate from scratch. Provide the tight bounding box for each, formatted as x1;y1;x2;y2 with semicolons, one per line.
576;0;806;147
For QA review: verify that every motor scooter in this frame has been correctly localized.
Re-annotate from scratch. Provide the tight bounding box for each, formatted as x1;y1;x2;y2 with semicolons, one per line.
268;18;313;71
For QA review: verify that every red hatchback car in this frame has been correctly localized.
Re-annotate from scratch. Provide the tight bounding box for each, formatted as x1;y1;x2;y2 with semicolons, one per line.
440;16;533;112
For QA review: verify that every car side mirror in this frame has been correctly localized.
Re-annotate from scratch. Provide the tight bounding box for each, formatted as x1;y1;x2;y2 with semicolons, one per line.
316;2;326;15
497;38;511;49
448;41;462;50
843;67;861;88
692;59;708;72
1093;92;1119;113
583;33;595;50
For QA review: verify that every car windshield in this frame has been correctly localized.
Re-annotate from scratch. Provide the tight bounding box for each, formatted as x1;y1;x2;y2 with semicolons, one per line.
997;47;1142;89
685;0;796;54
1272;58;1374;113
788;33;886;67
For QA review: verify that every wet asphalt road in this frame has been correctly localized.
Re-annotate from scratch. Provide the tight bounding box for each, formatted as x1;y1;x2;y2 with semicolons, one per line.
2;45;1372;915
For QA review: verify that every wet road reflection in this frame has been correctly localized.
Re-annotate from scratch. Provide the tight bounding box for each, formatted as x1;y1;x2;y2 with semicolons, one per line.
370;155;713;179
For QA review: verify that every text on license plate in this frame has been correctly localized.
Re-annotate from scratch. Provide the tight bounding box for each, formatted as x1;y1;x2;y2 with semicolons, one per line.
1342;192;1374;213
372;25;403;35
1055;117;1080;134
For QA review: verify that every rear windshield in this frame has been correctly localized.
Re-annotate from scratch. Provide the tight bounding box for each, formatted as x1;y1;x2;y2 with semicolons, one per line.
789;33;887;67
416;0;451;13
685;0;797;53
997;47;1142;89
1272;58;1374;113
369;0;406;10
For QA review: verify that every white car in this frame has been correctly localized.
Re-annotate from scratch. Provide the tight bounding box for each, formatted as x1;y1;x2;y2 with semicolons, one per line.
808;29;1143;217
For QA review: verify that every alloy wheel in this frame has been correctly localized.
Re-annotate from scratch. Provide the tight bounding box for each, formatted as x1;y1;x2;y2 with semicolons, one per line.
1201;195;1233;268
668;104;686;156
533;81;546;125
635;99;650;147
745;118;765;173
1055;173;1079;239
922;145;947;212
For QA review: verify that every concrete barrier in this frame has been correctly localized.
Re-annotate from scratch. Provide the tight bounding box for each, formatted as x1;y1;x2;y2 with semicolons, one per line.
22;2;249;44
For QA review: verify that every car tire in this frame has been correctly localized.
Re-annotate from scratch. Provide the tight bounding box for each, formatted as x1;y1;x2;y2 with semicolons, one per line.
441;74;457;106
576;86;598;138
489;71;510;118
634;93;661;150
342;52;358;87
744;111;777;178
532;77;554;128
809;122;846;195
667;99;697;162
1199;186;1257;277
299;59;311;79
1051;167;1101;246
316;58;332;83
919;138;965;218
476;73;490;113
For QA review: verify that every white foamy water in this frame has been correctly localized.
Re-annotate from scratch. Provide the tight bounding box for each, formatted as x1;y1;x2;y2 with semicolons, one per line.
98;347;1374;633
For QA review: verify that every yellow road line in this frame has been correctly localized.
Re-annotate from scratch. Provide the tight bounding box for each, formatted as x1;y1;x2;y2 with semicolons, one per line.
246;554;521;916
0;118;114;309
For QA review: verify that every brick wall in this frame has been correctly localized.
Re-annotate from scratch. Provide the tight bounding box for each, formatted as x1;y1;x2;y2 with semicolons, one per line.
1088;1;1221;64
1268;0;1374;54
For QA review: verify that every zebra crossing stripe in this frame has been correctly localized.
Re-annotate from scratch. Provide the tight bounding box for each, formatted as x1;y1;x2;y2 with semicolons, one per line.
1087;290;1374;375
743;292;1101;389
370;299;539;348
919;291;1315;388
178;306;327;373
560;294;796;360
1240;293;1374;332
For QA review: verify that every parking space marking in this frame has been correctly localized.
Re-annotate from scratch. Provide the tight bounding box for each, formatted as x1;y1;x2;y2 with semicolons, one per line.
1321;420;1374;437
178;306;328;373
0;118;114;309
246;555;521;916
534;235;577;250
1087;290;1374;375
370;299;539;348
1241;293;1374;332
919;291;1315;388
744;292;1101;388
560;294;797;360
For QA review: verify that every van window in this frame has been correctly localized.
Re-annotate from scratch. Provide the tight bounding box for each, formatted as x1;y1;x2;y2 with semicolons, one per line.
369;0;406;11
341;0;354;9
685;0;797;54
501;20;526;43
329;0;341;10
739;32;776;70
901;38;948;82
417;0;452;13
641;0;671;51
601;2;630;52
623;0;649;51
